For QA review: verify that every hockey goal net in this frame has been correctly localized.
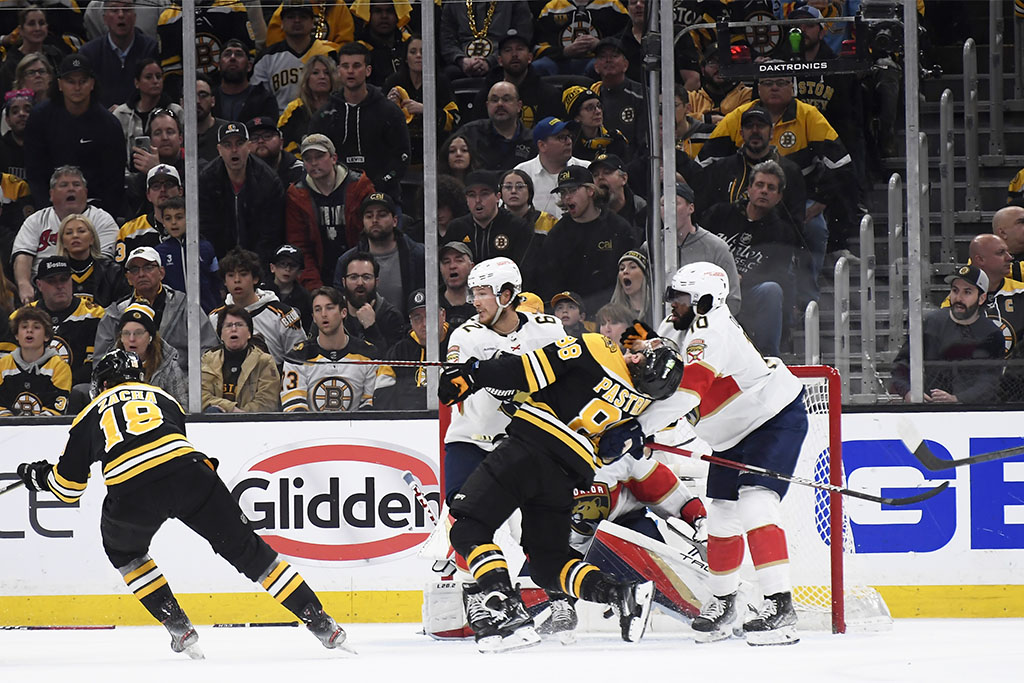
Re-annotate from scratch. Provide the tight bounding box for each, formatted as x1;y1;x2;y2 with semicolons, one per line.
786;366;891;633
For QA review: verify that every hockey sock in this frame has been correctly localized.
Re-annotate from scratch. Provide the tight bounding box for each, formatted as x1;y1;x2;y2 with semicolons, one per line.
259;558;323;618
557;558;603;602
466;543;513;593
707;534;744;596
118;555;176;621
746;524;791;595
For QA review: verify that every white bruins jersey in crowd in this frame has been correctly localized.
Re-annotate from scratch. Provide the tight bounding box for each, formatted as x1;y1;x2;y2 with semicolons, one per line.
251;39;338;113
210;289;306;365
281;336;391;412
444;311;566;450
640;306;802;451
569;456;695;554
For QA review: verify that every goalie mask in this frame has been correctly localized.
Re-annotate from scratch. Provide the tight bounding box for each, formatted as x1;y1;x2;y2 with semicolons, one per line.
628;339;684;400
91;349;143;397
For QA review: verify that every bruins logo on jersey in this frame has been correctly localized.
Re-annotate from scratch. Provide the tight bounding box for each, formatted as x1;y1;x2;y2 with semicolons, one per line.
50;336;73;367
778;131;797;149
13;392;44;415
571;481;611;536
312;377;355;411
494;233;510;250
621;107;635;123
559;17;597;47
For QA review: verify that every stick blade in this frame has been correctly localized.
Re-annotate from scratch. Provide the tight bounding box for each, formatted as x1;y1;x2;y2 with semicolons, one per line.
880;480;949;506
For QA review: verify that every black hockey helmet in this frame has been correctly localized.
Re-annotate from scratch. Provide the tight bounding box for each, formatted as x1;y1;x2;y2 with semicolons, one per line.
629;340;684;400
91;349;143;397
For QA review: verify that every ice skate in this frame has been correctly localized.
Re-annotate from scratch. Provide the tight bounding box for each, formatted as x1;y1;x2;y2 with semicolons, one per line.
608;579;654;643
475;590;540;654
691;592;739;643
743;592;800;646
159;599;204;660
536;597;578;645
300;603;352;652
462;582;493;637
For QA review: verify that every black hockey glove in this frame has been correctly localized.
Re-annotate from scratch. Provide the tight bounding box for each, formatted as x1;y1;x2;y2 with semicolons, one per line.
17;460;53;492
620;320;658;350
438;359;480;406
596;421;648;466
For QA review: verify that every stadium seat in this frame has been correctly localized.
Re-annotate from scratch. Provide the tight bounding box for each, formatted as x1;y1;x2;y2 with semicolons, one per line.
450;77;486;120
541;74;596;91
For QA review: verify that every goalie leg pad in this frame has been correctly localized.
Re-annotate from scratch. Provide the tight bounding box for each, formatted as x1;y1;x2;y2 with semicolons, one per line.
422;580;473;639
584;520;711;620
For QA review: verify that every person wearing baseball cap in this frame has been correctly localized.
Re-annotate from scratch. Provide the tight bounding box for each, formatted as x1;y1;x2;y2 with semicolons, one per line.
444;170;531;267
23;51;127;216
286;132;375;288
266;244;313;331
374;287;450;410
513;116;587;218
438;241;476;328
332;190;425;318
592;35;644;151
589;153;645;237
252;0;335;113
198;115;286;266
210;38;277;125
111;160;185;266
889;264;1005;404
562;86;630;163
247;115;304;186
549;290;594;338
544;164;636;314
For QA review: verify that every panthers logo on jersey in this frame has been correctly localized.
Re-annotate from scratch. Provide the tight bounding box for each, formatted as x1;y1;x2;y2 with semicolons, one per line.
311;377;355;411
571;482;612;536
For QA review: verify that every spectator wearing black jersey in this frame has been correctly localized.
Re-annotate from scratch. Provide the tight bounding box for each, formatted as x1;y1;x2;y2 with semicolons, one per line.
24;54;127;217
351;0;411;88
78;0;158;109
532;0;628;77
308;41;410;201
0;89;32;180
444;170;532;267
56;212;126;307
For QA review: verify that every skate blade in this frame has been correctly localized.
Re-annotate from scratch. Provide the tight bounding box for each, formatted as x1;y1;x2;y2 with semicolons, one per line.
477;626;541;654
557;629;576;646
621;581;654;643
182;643;205;660
745;626;800;646
693;627;733;644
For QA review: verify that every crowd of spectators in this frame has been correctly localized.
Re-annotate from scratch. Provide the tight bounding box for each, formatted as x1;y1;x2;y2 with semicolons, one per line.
0;0;1018;414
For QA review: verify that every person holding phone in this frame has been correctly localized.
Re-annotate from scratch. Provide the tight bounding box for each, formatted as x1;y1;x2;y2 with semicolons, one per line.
112;58;185;174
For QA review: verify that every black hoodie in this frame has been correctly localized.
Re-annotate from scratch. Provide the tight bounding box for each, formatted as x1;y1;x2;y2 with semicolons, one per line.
309;84;411;200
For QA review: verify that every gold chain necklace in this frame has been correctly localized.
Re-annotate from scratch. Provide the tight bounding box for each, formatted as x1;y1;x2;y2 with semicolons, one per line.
465;0;497;57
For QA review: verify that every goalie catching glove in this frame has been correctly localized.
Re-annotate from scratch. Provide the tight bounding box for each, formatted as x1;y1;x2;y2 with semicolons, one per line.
17;460;52;492
596;420;648;465
438;359;481;406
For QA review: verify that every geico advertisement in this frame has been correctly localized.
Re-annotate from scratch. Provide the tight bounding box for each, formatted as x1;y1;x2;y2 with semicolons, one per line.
0;420;441;594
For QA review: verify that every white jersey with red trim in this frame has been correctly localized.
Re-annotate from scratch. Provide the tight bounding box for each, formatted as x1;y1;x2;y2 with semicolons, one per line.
444;311;566;450
569;456;696;553
639;306;802;450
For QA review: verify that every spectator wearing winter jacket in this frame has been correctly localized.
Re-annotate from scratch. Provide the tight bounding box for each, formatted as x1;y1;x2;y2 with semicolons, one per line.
77;0;159;109
285;133;375;289
198;121;285;267
308;41;410;201
333;192;424;317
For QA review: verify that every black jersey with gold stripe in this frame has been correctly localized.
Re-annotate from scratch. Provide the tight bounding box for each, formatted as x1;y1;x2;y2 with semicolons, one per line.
473;332;655;483
0;351;71;416
46;382;196;503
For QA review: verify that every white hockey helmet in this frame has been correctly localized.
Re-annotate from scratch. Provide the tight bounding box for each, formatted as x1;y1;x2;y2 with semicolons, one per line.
467;257;523;302
666;262;729;314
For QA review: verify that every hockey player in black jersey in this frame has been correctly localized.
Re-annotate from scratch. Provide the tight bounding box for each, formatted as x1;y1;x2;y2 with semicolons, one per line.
438;332;684;651
16;349;349;658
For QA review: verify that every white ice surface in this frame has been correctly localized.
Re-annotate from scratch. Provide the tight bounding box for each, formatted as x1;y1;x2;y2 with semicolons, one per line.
1;619;1018;683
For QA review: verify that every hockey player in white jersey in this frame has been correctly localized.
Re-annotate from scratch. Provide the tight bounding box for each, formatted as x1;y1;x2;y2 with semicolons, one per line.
635;262;808;646
442;257;570;641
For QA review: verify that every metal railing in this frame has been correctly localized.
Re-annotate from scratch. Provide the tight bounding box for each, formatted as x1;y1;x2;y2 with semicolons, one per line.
804;301;819;366
917;132;932;291
938;90;956;265
988;0;1005;157
963;38;981;212
833;256;851;402
887;173;906;354
859;215;877;396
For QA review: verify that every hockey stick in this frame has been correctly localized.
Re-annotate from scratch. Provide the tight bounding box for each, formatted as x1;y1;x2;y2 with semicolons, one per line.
402;471;456;575
0;480;24;496
647;442;949;506
897;419;1024;470
301;358;461;368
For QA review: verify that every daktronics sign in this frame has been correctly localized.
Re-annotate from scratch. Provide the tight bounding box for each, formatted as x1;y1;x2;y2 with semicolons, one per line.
229;439;440;565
